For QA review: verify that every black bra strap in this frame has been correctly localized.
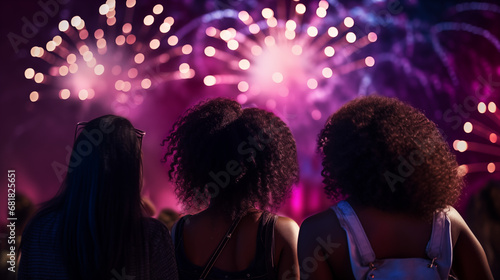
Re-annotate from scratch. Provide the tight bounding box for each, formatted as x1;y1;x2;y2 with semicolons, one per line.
199;213;245;280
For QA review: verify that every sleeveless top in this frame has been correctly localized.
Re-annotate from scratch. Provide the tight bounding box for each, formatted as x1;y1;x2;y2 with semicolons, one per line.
172;211;277;280
331;201;453;280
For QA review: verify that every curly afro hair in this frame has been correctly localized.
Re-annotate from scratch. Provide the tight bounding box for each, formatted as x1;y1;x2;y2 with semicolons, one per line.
162;98;299;217
318;95;463;220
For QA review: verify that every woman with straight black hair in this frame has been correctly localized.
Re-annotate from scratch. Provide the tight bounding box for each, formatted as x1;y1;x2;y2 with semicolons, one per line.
19;115;178;280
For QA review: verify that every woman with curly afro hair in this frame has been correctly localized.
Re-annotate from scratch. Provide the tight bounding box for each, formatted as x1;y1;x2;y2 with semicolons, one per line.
298;96;492;280
163;98;300;280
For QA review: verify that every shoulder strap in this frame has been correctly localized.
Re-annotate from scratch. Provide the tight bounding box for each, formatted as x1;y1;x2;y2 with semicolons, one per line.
171;215;191;248
262;211;278;274
199;214;244;280
331;201;376;265
426;208;449;259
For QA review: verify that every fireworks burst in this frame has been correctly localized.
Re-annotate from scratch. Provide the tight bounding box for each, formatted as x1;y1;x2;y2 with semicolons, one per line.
24;0;194;113
191;0;377;117
454;101;500;174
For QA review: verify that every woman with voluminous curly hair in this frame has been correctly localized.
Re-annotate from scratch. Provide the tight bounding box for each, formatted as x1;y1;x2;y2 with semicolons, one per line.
298;95;492;280
163;98;300;280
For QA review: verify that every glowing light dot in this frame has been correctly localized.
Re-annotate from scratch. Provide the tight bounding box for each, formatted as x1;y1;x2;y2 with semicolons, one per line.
324;46;335;57
262;8;274;19
272;72;283;83
122;23;132;33
458;165;468;176
344;17;354;28
59;65;68;76
144;15;154;26
164;16;174;25
264;36;275;46
94;64;105;75
69;64;78;73
463;122;473;133
227;39;239;50
78;89;88;100
206;27;217;37
59;20;69;32
182;44;193;54
134;53;145;64
79;30;89;40
150;39;160;50
249;23;260;34
141;78;152;89
97;38;106;48
478;102;486;113
346;32;356;43
322;67;333;78
251;45;262;56
286;20;297;31
115;80;124;90
368;32;378;42
29;91;39;102
487;163;496;173
99;4;110;15
30;46;43;57
488;102;497;113
204;75;216;86
116;35;125;45
66;54;76;64
319;0;329;9
316;7;327;18
123;81;131;92
126;0;136;8
267;17;278;28
167;35;178;46
71;16;82;27
307;26;318;37
238;81;249;92
311;110;322;120
107;17;116;26
179;63;190;74
153;4;163;14
239;59;250;70
296;3;306;14
285;30;296;40
128;68;138;78
53;36;62;46
34;73;44;83
83;51;93;62
365;56;375;67
291;45;302;55
238;11;250;22
46;41;56;52
307;78;318;89
78;45;89;54
87;58;97;68
125;34;136;44
456;140;468;152
490;133;498;143
328;27;338;38
237;93;248;104
59;89;70;100
25;68;35;79
160;23;171;33
220;30;231;41
204;46;216;57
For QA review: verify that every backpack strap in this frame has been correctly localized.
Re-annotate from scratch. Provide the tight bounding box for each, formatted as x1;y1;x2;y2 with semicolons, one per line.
199;213;244;280
332;201;376;266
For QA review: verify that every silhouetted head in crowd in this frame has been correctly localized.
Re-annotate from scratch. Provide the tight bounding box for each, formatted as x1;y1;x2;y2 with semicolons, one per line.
27;115;146;279
163;98;299;217
318;95;463;220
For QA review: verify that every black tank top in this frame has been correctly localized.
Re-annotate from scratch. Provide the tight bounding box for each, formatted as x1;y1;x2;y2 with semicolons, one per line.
172;211;278;280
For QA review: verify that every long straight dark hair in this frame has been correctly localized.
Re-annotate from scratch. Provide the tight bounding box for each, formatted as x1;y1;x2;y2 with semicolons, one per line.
26;115;145;279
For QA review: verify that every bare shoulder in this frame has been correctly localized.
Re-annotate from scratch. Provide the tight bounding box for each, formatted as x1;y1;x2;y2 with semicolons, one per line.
274;215;300;245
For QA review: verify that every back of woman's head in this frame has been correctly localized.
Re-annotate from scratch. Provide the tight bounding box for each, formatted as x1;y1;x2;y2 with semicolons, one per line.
318;95;462;220
39;115;144;279
163;98;299;217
